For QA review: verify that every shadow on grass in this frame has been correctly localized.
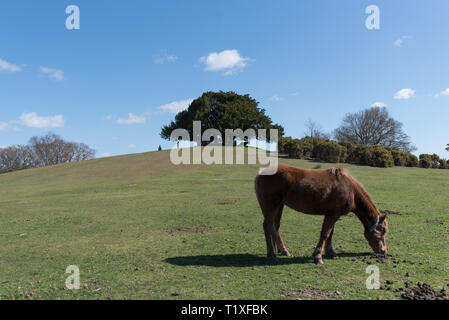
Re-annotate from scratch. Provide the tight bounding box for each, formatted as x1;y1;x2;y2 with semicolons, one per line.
165;252;371;267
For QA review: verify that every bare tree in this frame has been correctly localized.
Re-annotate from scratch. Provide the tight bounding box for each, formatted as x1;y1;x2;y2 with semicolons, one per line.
0;133;96;174
29;133;95;166
304;119;330;140
0;145;36;173
70;142;96;162
333;107;415;152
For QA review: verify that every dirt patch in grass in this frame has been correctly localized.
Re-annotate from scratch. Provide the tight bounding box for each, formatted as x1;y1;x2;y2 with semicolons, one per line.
282;288;337;300
168;227;211;235
217;200;236;205
425;219;444;225
124;184;137;187
78;223;94;229
351;253;419;266
400;282;447;300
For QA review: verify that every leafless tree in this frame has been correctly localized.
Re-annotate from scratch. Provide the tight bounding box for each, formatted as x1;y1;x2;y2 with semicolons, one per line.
29;133;95;166
304;119;330;140
333;107;415;152
0;133;95;174
70;142;96;162
0;145;36;173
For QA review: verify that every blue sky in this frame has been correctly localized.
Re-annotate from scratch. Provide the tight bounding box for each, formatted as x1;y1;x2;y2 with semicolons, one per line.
1;0;449;158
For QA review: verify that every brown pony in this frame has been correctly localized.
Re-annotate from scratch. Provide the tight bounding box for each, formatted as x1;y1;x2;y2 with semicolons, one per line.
255;164;388;264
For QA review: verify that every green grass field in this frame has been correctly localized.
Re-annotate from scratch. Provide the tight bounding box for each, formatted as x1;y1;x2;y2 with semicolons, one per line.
0;148;448;300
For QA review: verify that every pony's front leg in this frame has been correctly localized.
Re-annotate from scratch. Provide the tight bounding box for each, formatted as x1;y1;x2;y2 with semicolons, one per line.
313;215;339;264
324;227;339;259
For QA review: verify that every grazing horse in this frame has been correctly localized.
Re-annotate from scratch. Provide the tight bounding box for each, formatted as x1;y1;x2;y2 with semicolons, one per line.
255;164;388;264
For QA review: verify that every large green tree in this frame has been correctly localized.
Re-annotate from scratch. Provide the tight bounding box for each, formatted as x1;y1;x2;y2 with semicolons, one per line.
160;91;283;146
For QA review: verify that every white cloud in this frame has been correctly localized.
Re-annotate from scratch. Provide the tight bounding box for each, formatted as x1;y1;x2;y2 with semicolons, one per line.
394;35;412;47
435;88;449;97
291;92;299;96
158;99;194;114
154;52;178;64
40;66;64;81
199;49;252;75
0;58;22;72
129;144;136;148
0;121;9;131
394;39;403;47
371;102;387;108
270;95;283;101
116;113;146;125
394;88;415;100
19;112;65;129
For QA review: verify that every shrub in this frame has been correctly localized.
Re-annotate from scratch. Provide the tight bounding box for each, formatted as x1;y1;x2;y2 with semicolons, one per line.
390;149;409;166
346;144;372;165
431;154;441;168
278;136;292;154
365;145;394;167
299;137;325;159
279;137;303;158
314;141;347;163
280;136;328;159
419;154;432;168
338;141;357;162
405;154;419;167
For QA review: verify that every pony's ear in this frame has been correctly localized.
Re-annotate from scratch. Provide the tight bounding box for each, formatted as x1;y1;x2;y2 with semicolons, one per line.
379;213;387;222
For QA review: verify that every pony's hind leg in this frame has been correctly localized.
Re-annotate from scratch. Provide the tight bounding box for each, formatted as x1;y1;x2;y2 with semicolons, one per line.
273;204;291;256
263;215;276;259
256;180;282;260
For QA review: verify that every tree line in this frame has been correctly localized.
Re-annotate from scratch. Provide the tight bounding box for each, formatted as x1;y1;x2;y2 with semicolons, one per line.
0;133;95;174
279;131;448;169
280;136;449;169
160;91;448;169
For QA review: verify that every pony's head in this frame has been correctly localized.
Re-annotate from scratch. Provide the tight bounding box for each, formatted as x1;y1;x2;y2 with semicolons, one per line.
364;214;388;254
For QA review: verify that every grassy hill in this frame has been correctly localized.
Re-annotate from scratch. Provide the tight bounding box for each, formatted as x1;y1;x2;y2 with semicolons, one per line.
0;148;448;299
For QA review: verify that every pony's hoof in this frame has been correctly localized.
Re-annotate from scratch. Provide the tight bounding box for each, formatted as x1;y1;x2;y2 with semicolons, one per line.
279;250;292;257
314;257;324;265
326;253;339;259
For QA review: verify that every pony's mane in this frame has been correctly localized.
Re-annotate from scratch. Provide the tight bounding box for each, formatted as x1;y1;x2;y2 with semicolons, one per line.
343;171;373;201
339;168;379;218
